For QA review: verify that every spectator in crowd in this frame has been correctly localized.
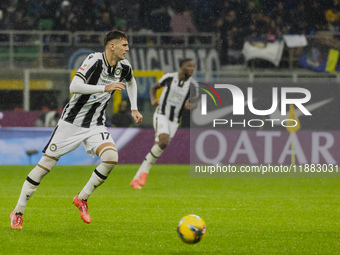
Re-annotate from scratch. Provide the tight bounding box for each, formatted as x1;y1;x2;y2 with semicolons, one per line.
27;0;47;22
110;2;129;31
325;3;340;32
307;0;327;33
274;15;287;36
0;0;334;37
227;0;247;18
125;1;141;32
54;1;74;31
170;8;198;44
67;16;81;32
43;0;61;20
290;3;310;34
8;9;33;42
149;2;171;33
218;10;241;64
95;12;114;31
259;0;276;15
271;1;290;24
8;10;33;31
194;0;216;32
243;0;258;21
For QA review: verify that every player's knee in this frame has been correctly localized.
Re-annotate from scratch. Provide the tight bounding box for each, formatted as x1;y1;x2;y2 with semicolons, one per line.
158;136;169;150
97;146;118;176
28;154;58;185
37;154;58;172
99;146;118;167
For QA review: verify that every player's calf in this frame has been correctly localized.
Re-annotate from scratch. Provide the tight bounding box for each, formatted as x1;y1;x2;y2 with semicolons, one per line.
11;154;57;229
78;145;118;202
13;154;58;216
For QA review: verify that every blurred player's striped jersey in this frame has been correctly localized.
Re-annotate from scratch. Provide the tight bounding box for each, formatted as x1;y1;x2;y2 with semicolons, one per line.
156;72;199;123
61;52;133;128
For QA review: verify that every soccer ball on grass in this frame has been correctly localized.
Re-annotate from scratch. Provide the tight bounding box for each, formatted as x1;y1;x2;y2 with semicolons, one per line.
177;214;206;244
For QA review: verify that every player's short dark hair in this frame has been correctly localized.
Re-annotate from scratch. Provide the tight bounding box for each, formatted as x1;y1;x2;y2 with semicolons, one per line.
179;58;193;67
104;30;128;46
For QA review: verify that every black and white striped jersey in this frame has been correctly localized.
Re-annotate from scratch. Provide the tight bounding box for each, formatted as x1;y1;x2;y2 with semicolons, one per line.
156;72;199;123
61;52;133;128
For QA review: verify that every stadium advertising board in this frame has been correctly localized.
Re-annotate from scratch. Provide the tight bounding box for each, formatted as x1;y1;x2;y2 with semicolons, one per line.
69;47;220;73
0;128;189;165
126;47;220;72
190;129;339;163
0;128;339;168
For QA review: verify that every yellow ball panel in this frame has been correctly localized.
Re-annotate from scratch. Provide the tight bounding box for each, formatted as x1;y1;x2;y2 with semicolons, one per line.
177;214;206;244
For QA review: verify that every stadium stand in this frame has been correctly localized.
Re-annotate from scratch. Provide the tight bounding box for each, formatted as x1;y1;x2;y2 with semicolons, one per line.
0;0;335;65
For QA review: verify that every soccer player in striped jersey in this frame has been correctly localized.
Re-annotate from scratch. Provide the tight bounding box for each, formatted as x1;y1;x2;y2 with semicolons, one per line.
130;58;199;189
10;30;143;229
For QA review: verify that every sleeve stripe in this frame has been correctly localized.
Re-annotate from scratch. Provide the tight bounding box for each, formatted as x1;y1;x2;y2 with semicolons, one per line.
75;72;86;82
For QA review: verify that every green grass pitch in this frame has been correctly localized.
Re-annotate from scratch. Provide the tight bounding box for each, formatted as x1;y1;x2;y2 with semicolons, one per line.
0;165;339;254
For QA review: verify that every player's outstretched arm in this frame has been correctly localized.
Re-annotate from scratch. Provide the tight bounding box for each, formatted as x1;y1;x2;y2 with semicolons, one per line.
70;76;125;94
150;82;161;107
126;77;142;123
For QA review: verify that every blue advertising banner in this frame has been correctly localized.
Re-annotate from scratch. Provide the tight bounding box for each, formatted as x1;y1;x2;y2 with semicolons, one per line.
0;127;190;165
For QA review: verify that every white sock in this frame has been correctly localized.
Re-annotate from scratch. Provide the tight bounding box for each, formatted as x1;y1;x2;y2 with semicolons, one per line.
14;165;49;214
134;144;163;179
14;180;36;214
78;164;114;201
78;148;117;201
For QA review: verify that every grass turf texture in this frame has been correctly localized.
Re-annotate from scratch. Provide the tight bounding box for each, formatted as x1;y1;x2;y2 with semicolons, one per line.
0;165;339;255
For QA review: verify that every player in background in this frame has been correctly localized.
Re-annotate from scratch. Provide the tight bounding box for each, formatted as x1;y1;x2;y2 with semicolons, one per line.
130;58;198;189
10;30;143;229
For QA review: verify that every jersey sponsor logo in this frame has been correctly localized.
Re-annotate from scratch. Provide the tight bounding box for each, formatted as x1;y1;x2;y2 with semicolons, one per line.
79;63;88;71
99;74;117;85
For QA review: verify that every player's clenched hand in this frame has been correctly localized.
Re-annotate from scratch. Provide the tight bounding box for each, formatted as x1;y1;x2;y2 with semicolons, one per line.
151;98;159;107
104;82;126;92
185;100;191;110
132;110;143;123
